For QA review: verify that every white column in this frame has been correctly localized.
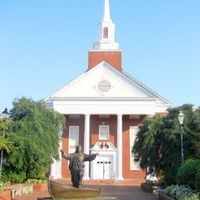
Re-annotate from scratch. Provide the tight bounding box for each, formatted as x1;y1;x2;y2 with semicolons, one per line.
50;140;62;179
116;114;124;180
50;125;63;179
83;114;90;180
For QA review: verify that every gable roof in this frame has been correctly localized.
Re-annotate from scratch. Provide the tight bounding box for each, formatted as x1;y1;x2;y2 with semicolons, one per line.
49;61;171;107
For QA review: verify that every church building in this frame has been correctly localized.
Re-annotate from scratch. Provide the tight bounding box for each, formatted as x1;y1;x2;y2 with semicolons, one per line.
49;0;171;180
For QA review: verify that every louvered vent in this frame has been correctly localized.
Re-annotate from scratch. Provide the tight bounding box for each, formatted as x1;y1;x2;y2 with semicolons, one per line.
97;79;111;92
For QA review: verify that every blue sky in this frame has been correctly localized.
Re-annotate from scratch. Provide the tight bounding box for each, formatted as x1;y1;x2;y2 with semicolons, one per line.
0;0;200;111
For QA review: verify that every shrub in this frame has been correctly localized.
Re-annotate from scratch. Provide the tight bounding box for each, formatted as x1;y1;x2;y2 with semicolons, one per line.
0;181;10;192
195;167;200;192
176;159;200;189
4;171;26;183
161;185;193;200
5;98;65;182
183;194;200;200
163;166;179;186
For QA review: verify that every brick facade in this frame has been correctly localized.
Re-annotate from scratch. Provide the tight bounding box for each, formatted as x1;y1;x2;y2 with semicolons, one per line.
90;115;117;146
61;114;146;179
122;115;146;179
88;51;122;72
61;115;85;178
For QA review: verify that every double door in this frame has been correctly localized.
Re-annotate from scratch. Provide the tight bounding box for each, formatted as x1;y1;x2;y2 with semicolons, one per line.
93;155;114;179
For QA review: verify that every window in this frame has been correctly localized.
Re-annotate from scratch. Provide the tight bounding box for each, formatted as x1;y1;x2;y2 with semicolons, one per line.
69;126;79;153
103;27;108;38
99;125;109;140
130;126;140;170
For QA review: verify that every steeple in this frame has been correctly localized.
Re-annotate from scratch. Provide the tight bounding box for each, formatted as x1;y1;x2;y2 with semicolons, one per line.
88;0;122;72
92;0;120;50
103;0;112;22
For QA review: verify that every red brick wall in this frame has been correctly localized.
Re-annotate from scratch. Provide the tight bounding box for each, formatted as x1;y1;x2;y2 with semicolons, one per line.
122;115;146;179
90;115;117;146
88;51;122;72
61;115;85;178
61;114;147;179
0;190;11;200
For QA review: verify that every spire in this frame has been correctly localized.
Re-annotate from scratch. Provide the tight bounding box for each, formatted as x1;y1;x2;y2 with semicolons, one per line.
92;0;120;50
103;0;112;22
88;0;122;72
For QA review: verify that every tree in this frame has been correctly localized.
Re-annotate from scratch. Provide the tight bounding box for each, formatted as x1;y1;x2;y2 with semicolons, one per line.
133;115;163;172
0;119;13;153
0;137;12;153
3;97;65;182
133;104;200;182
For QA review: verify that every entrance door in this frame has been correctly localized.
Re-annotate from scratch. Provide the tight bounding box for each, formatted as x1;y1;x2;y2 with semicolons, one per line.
93;155;113;179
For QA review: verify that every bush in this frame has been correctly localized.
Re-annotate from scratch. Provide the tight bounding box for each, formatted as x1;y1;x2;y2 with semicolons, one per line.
195;167;200;192
183;194;200;200
4;98;65;182
161;185;193;200
163;166;179;186
4;171;26;183
176;159;200;189
0;181;10;192
161;185;200;200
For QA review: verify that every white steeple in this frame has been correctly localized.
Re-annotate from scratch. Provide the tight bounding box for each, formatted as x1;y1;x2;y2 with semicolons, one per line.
92;0;120;50
103;0;112;22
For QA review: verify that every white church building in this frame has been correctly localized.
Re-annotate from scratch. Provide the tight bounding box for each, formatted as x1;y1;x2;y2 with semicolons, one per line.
49;0;171;180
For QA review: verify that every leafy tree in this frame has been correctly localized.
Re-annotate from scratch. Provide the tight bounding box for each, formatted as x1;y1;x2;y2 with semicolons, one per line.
176;159;200;189
0;136;12;153
3;97;65;182
133;115;163;172
0;118;14;168
133;104;200;183
192;109;200;158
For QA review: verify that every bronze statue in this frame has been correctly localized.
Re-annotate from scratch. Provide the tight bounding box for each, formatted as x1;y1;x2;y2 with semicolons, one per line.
60;145;98;188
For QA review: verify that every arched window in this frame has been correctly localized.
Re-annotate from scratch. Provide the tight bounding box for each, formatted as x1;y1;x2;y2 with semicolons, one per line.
103;27;108;38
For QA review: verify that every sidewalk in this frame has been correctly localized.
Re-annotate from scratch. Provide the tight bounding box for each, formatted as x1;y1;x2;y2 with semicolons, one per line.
13;179;158;200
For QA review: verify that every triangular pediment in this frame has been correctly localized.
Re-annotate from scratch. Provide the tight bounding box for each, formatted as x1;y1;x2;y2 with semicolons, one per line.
50;62;170;105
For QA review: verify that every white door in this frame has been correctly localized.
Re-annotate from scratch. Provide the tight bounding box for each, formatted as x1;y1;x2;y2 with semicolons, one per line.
93;155;113;179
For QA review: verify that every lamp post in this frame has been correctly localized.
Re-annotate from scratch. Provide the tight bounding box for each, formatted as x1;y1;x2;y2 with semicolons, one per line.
0;108;9;178
178;110;185;165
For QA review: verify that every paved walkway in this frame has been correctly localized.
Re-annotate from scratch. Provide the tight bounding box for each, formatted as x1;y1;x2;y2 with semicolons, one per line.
13;180;158;200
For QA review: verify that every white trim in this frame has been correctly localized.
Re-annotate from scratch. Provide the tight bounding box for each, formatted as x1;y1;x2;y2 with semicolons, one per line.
50;141;62;179
49;61;171;106
50;97;156;101
52;100;159;115
116;114;123;180
47;62;170;115
130;126;141;170
83;114;90;180
123;71;171;106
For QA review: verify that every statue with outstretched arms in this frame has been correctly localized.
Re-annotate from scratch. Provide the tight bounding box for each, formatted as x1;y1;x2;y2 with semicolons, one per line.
60;145;98;188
